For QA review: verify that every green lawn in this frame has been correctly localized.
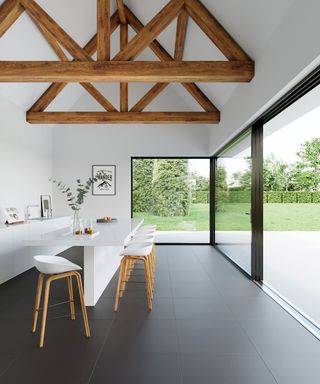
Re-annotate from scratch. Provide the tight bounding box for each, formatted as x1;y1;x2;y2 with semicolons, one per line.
134;203;320;231
133;203;209;231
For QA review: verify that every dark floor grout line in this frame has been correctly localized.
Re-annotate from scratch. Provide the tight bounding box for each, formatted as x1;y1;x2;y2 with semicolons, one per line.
0;356;19;379
193;246;280;384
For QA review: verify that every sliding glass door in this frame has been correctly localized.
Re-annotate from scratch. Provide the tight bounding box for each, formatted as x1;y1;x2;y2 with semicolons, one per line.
132;158;210;244
214;132;252;275
263;84;320;326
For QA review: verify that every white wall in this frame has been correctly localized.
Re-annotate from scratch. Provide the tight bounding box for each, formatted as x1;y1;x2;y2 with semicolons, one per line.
0;94;52;219
208;0;320;154
52;90;211;220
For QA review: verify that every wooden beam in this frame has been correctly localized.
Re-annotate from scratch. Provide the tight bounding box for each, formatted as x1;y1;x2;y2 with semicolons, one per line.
0;0;24;38
116;0;126;24
125;5;218;112
114;0;184;61
28;11;120;112
0;61;255;83
174;9;188;61
27;111;220;124
28;14;68;61
20;0;91;60
97;0;110;61
80;83;117;112
130;83;168;112
184;0;250;61
120;22;128;111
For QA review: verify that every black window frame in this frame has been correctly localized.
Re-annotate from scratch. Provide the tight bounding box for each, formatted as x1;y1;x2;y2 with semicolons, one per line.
131;156;213;245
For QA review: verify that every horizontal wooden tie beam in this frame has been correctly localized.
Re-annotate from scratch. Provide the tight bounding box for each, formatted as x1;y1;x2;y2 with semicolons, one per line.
0;61;254;82
26;111;220;124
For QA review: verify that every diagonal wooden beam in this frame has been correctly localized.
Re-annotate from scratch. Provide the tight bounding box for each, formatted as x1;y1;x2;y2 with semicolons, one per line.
130;83;168;112
116;0;126;24
114;0;184;61
125;5;218;113
0;61;254;82
20;0;91;60
80;83;117;112
28;13;68;61
28;11;120;112
184;0;251;61
0;0;24;38
120;22;128;111
97;0;110;61
174;9;188;61
27;111;220;124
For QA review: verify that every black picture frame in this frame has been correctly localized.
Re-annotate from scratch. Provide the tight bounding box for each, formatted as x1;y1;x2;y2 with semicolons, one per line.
92;165;116;196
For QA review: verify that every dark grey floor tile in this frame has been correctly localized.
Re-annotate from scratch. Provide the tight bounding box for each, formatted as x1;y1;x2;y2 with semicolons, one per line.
240;314;320;358
180;353;277;384
171;281;218;298
0;353;17;377
261;353;320;384
0;319;113;384
116;297;175;320
90;352;183;384
102;318;179;355
174;297;232;319
176;318;256;355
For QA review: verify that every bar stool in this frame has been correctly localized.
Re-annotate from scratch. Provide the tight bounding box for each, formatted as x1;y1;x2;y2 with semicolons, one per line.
114;242;154;311
32;255;90;348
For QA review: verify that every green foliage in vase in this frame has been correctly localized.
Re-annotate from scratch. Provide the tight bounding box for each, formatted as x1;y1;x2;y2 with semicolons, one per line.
50;177;97;211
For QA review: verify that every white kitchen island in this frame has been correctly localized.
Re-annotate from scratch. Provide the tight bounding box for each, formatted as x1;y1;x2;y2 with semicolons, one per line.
23;218;143;306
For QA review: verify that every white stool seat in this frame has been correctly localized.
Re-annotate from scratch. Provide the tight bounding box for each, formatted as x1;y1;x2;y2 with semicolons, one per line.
34;255;82;275
127;237;154;247
120;243;153;257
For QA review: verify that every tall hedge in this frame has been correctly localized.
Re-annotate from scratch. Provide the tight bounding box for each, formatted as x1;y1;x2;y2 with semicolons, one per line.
132;159;154;212
152;159;191;216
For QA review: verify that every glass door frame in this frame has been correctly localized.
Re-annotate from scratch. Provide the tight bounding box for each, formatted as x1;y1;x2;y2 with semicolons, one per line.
212;64;320;282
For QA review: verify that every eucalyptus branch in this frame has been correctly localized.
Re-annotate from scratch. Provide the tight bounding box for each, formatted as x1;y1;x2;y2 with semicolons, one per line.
50;177;97;211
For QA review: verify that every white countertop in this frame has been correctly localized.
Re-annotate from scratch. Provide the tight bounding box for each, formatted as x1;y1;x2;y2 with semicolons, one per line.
0;216;71;232
23;218;143;247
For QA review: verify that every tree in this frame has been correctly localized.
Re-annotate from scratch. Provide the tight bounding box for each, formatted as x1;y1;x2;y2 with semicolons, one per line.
215;165;228;211
132;159;154;212
263;154;293;191
152;159;191;216
295;138;320;191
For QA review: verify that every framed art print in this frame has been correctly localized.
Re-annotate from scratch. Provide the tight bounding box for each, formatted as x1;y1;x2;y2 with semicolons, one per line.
92;165;116;196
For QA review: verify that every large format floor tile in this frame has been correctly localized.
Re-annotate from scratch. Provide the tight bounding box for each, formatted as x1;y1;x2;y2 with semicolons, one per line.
0;245;319;384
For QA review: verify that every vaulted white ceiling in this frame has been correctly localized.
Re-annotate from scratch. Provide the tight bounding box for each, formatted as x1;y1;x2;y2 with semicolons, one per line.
0;0;295;115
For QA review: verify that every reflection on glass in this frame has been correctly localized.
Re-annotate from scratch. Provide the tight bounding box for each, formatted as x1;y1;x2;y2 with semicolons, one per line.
132;158;210;244
215;131;252;275
263;84;320;326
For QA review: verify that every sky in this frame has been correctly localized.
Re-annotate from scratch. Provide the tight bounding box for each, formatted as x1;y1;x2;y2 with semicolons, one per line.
264;104;320;163
189;159;210;177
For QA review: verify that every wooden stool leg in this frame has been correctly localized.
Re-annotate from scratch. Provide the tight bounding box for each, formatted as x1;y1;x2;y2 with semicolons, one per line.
143;258;153;310
67;275;76;320
114;258;125;311
74;272;90;338
32;273;44;333
120;258;129;298
39;276;52;348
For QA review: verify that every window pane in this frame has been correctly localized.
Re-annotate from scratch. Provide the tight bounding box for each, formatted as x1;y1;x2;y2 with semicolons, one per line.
215;132;252;274
263;83;320;326
132;158;210;243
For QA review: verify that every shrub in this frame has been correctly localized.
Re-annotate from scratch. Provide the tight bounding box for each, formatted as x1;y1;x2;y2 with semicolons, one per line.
282;192;297;203
193;191;209;203
267;191;282;203
228;190;251;203
297;191;312;203
312;192;320;203
132;159;154;212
